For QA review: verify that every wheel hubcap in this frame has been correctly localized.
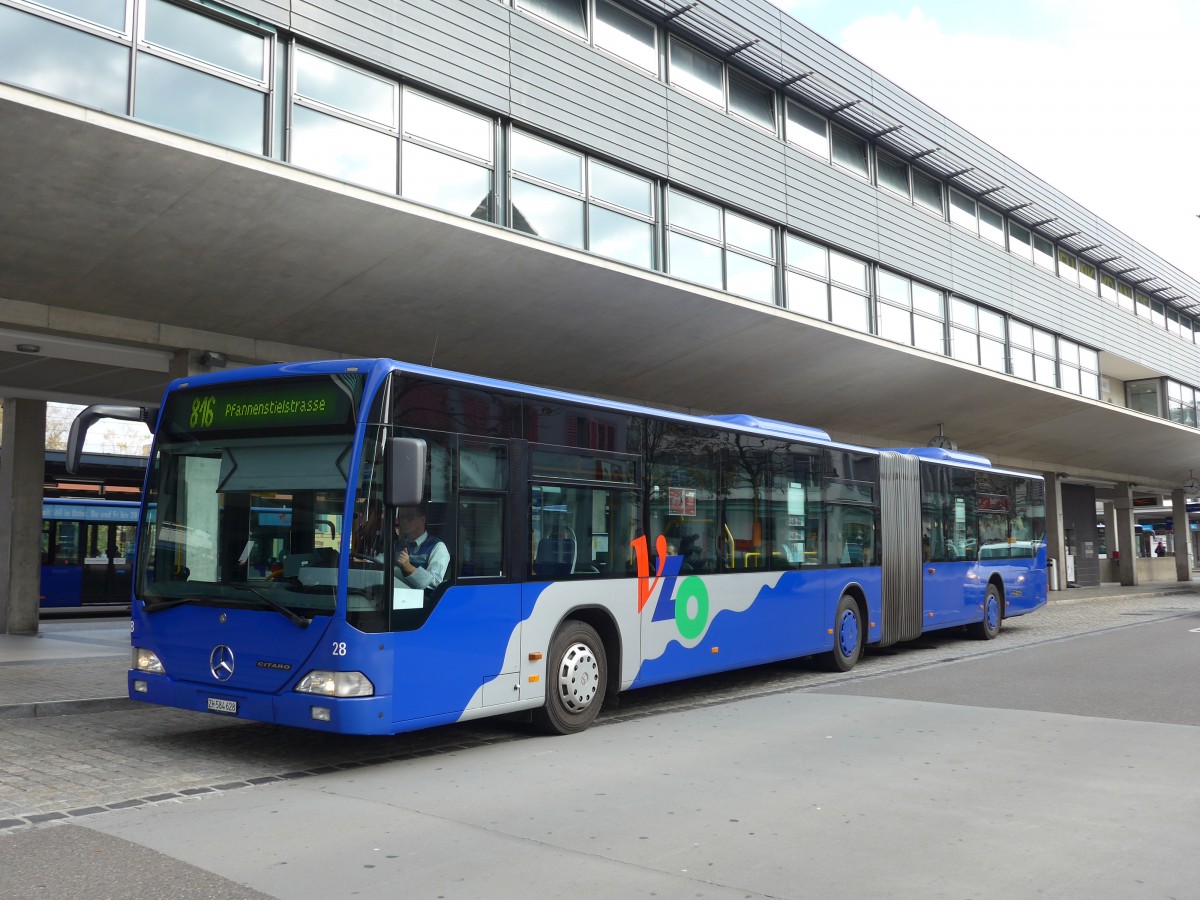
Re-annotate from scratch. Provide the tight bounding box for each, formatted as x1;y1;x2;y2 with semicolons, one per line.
838;609;859;657
556;641;599;712
986;594;1000;630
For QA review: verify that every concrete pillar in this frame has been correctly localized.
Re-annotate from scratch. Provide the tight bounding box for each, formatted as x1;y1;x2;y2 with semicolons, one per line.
1171;488;1191;582
1043;471;1065;590
170;349;203;380
0;398;47;634
1113;482;1137;586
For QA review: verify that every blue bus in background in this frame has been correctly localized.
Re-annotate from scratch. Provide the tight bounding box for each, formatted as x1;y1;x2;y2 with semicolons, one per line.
68;359;1047;735
41;498;140;608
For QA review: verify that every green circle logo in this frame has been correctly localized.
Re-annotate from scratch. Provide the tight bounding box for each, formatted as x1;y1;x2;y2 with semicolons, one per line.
674;576;710;640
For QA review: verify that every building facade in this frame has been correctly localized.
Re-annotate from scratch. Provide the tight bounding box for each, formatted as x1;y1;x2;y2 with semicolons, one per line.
2;0;1199;615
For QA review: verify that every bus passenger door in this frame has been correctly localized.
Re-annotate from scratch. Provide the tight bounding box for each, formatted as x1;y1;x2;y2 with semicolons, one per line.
922;559;961;628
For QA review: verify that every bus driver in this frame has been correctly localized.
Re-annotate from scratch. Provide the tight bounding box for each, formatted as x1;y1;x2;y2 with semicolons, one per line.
392;503;449;591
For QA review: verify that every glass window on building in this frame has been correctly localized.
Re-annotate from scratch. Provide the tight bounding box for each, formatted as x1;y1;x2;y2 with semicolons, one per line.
1127;378;1163;417
667;191;774;303
669;38;723;107
728;70;775;131
666;192;725;287
587;160;655;269
143;0;265;81
291;105;397;192
1007;319;1057;387
403;90;491;161
785;234;827;278
135;53;266;154
0;5;130;114
1117;280;1135;312
1008;221;1033;261
785;101;828;159
874;269;945;352
1150;299;1166;330
1078;346;1100;399
784;234;830;321
1099;272;1118;303
295;47;394;128
518;0;587;37
668;189;721;239
291;48;398;192
1168;381;1197;427
132;0;271;155
1032;326;1057;387
1008;320;1034;381
911;283;946;354
949;298;979;365
1078;260;1098;295
1167;308;1183;338
31;0;129;30
787;270;828;320
724;211;775;303
831;127;868;178
593;0;657;74
829;252;867;292
978;205;1004;247
829;252;868;332
1033;234;1055;270
511;132;585;249
1057;249;1078;286
913;170;943;215
949;190;977;233
977;307;1006;373
401;89;493;220
1058;339;1082;395
403;143;492;219
876;151;910;198
1135;291;1152;320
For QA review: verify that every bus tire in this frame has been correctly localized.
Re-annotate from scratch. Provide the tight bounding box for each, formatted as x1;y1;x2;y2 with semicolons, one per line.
821;593;863;672
533;620;607;735
967;583;1003;640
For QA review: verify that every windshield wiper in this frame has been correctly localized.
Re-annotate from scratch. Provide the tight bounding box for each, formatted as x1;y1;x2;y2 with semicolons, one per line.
144;596;210;613
231;585;310;629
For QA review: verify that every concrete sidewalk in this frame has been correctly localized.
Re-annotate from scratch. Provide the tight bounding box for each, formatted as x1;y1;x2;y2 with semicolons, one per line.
0;619;135;720
2;579;1199;719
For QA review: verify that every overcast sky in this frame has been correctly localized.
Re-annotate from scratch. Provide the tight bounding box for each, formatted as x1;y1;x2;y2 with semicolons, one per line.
767;0;1200;282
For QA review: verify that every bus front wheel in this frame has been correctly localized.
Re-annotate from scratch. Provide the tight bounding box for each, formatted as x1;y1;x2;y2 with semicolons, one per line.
967;583;1003;640
821;593;863;672
533;620;607;735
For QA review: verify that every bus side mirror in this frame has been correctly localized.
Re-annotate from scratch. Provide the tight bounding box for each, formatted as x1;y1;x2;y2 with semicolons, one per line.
67;404;158;474
386;438;426;507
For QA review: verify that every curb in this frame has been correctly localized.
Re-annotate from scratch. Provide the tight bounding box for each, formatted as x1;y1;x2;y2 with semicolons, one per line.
0;696;138;720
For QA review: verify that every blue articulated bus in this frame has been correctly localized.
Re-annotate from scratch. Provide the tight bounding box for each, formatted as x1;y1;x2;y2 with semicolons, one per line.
40;498;140;608
68;359;1047;735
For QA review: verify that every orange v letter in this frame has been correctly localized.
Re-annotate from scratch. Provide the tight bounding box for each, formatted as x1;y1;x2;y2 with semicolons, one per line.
632;534;669;613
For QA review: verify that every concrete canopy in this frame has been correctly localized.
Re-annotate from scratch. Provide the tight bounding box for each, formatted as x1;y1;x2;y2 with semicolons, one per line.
1;85;1197;490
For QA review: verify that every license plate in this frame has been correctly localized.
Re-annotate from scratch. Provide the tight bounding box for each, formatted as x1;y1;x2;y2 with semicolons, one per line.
207;697;238;715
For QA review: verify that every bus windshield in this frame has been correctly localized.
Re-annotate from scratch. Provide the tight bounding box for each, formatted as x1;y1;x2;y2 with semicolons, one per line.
136;374;362;619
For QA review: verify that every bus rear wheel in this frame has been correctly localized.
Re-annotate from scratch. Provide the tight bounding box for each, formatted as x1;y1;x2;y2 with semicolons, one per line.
821;593;863;672
533;620;607;735
967;583;1003;640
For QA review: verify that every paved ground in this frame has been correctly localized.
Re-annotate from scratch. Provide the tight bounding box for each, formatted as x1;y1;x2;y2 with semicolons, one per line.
2;581;1199;833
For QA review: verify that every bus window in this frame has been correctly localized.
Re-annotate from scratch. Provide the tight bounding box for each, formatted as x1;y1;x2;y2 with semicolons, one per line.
531;484;637;578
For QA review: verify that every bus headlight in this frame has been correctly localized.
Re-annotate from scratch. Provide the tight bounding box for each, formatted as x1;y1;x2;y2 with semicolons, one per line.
133;647;165;674
295;670;374;697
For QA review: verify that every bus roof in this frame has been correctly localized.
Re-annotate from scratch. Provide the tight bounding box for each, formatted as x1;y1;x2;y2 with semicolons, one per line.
166;358;864;453
165;359;1036;479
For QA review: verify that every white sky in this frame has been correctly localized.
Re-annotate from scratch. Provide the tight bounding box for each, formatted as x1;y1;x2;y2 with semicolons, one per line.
767;0;1200;282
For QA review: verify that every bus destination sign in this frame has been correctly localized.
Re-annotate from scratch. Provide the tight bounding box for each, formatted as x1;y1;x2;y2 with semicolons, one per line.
172;379;352;434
